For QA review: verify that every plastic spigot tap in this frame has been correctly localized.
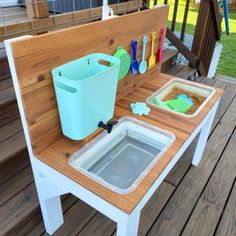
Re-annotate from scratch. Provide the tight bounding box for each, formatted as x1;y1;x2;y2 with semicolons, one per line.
98;120;118;133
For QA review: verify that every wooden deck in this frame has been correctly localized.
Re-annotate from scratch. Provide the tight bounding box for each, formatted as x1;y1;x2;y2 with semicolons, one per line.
0;67;236;235
0;6;28;25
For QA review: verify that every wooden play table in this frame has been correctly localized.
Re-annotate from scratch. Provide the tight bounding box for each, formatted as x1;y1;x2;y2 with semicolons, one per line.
5;7;223;235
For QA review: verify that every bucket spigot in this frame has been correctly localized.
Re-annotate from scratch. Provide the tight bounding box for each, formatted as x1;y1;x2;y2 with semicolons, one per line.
98;120;118;133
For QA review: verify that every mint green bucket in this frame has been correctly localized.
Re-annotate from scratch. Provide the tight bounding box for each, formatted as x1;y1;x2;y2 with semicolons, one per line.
52;53;121;140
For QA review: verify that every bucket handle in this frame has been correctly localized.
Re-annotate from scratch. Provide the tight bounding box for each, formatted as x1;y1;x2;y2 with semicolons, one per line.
53;72;78;93
94;53;121;67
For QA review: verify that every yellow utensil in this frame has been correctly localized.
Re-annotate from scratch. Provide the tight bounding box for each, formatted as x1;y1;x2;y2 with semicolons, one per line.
148;31;157;70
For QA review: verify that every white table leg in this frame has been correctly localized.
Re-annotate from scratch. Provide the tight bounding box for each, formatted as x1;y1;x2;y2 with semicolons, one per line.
192;101;219;166
117;210;141;236
33;171;64;235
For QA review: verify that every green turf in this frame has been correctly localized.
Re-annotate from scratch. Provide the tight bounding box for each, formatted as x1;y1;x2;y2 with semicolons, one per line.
218;11;236;77
166;0;236;78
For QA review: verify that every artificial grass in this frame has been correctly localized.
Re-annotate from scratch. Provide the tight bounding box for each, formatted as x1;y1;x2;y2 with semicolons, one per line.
166;0;236;78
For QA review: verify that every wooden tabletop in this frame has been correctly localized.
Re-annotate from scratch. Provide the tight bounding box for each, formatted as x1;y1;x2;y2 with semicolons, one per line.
37;73;223;214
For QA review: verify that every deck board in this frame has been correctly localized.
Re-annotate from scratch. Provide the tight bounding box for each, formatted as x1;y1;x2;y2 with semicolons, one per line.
1;73;236;236
17;194;78;236
215;178;236;236
0;166;33;206
182;129;236;236
147;97;236;236
0;7;28;25
0;183;39;236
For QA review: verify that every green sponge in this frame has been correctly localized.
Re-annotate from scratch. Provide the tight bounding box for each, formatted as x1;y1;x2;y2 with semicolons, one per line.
152;97;192;113
166;97;192;113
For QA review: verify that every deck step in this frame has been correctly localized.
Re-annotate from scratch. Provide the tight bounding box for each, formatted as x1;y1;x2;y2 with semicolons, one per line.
161;48;178;73
0;118;22;143
0;76;13;90
0;48;11;81
3;189;79;236
0;78;16;109
165;64;197;80
0;98;27;183
0;183;39;236
175;66;197;80
0;102;20;128
0;77;19;127
0;166;34;206
165;64;185;75
0;150;30;185
0;130;26;167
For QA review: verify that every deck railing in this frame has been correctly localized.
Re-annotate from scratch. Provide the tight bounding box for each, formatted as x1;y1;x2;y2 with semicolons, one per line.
145;0;222;76
192;0;222;75
0;0;221;76
0;0;142;41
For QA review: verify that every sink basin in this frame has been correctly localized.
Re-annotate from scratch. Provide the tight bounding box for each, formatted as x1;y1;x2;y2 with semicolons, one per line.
69;117;175;194
146;78;216;118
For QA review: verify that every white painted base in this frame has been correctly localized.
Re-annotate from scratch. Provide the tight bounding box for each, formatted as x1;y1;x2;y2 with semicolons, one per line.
192;99;219;166
4;35;220;236
208;43;223;79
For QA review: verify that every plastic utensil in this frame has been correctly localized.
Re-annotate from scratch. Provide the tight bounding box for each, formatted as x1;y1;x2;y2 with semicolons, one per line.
110;46;131;80
148;31;157;69
156;28;166;63
139;36;149;74
130;40;139;75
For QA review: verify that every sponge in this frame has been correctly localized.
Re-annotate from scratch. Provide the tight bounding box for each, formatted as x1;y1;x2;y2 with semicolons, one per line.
152;96;193;114
130;102;150;116
166;97;192;113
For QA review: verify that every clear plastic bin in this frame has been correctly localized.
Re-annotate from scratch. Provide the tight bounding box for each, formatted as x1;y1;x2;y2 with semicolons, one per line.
69;117;175;194
52;53;121;140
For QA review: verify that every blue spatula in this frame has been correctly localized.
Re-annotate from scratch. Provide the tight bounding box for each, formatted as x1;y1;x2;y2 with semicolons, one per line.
130;40;139;75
